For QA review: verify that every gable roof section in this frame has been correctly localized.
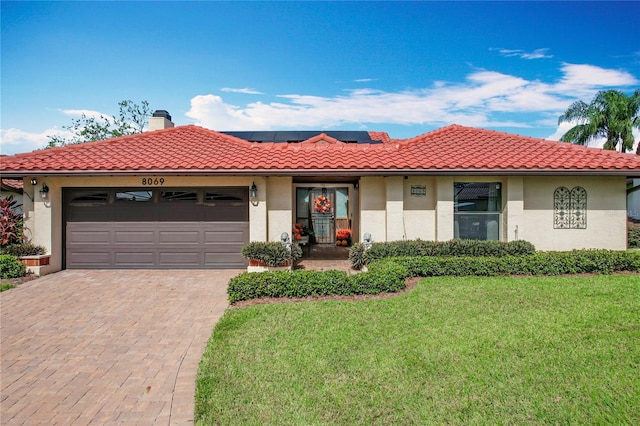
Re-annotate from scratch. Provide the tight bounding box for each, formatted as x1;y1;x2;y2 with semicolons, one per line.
1;124;639;176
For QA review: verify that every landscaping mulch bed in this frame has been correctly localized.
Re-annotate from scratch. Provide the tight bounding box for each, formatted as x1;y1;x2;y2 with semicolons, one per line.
1;273;39;287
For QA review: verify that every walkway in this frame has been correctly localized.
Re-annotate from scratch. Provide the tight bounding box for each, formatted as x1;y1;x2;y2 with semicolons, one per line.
0;269;239;425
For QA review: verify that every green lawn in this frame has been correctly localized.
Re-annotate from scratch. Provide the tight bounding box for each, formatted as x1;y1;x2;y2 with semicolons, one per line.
196;275;640;425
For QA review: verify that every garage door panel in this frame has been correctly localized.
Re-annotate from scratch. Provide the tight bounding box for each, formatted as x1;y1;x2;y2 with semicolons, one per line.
66;221;248;269
114;252;156;267
204;230;246;243
158;230;201;244
114;230;155;244
68;229;111;244
67;251;112;268
159;252;201;266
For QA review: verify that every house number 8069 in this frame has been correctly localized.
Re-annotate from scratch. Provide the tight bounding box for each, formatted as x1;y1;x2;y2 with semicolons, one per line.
141;178;165;185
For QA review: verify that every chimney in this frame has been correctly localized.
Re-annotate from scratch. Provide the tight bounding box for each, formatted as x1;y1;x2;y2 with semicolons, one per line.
148;110;175;131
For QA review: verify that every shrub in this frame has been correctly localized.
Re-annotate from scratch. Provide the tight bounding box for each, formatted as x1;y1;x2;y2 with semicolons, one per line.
350;239;536;268
629;224;640;249
348;243;366;270
0;196;23;247
390;250;639;277
0;242;46;257
0;254;26;279
227;262;408;303
241;241;302;266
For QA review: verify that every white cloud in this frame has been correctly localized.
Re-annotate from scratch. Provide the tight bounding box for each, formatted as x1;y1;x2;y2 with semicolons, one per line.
187;64;638;132
61;109;109;120
495;48;553;59
0;127;73;155
555;63;639;92
221;88;263;95
548;120;640;153
354;78;376;83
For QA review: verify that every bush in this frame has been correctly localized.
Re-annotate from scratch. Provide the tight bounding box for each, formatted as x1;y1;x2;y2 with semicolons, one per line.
349;239;536;269
348;243;366;270
227;262;408;303
0;242;46;257
390;250;640;277
629;224;640;249
0;196;23;247
0;254;26;279
241;241;302;266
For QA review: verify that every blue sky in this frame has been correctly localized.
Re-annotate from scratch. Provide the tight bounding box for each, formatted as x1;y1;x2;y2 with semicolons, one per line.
1;1;639;155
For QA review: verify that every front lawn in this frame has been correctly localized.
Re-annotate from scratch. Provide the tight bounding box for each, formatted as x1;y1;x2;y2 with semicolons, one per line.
196;275;640;425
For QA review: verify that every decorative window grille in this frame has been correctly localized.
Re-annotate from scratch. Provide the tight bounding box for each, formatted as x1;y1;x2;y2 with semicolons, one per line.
554;186;587;229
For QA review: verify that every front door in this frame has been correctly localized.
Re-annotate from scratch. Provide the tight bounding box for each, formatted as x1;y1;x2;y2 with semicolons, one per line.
309;188;335;244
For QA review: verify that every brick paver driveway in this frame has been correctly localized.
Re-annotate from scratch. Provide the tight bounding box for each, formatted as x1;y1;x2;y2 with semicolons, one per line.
1;269;240;425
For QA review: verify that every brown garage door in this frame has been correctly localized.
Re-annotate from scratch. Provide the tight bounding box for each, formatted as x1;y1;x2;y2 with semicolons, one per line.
64;187;249;269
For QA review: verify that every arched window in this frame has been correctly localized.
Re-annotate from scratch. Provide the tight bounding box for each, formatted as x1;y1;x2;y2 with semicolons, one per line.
554;186;587;229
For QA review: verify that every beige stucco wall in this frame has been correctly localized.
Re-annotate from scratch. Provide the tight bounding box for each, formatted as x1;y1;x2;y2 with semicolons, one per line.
521;176;627;250
403;176;436;240
359;176;386;242
266;177;293;242
435;176;455;241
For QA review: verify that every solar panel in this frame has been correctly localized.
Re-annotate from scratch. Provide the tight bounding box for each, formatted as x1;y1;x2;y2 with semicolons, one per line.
221;130;380;144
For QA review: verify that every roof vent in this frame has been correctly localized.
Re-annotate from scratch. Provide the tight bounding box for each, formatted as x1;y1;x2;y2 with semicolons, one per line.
149;110;174;131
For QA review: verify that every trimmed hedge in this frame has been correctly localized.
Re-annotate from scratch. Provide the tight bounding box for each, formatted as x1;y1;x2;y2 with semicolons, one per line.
629;224;640;249
241;241;302;266
228;249;638;303
388;250;640;277
228;261;407;303
349;239;536;269
0;255;26;279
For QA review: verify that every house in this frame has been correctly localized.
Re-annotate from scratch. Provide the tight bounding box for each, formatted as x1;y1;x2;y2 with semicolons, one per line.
1;111;639;273
1;178;24;214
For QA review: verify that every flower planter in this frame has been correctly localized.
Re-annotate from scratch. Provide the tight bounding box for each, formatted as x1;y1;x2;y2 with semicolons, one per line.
18;254;51;276
247;259;293;273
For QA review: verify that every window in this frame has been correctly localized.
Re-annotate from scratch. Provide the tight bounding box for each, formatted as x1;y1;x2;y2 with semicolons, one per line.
69;191;108;206
454;182;502;240
115;191;153;202
554;186;587;229
161;191;198;202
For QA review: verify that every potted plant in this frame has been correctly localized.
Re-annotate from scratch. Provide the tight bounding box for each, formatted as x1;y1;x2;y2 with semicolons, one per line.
336;229;352;246
241;241;303;272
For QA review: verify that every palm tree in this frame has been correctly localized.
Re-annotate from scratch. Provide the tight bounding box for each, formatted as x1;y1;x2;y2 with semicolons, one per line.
558;89;640;154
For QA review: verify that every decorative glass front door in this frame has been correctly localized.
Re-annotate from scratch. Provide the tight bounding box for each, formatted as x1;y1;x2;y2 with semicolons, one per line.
310;188;335;244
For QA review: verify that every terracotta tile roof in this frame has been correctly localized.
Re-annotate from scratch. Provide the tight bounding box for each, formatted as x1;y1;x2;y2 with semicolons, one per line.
1;179;23;190
1;124;639;176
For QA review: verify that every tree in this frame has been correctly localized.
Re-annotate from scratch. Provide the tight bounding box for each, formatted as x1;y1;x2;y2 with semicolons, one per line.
47;100;152;148
558;89;640;154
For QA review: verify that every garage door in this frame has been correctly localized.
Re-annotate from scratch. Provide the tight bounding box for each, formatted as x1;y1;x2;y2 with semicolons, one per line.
64;187;249;269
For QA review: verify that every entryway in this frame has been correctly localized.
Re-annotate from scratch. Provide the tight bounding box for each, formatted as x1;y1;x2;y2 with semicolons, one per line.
294;182;357;257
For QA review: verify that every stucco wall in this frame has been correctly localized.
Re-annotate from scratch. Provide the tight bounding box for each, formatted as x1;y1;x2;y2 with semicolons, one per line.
266;177;292;242
403;176;436;240
521;176;627;250
359;176;386;242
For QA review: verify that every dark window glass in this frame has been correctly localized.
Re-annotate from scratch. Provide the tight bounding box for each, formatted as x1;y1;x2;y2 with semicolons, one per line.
69;191;108;205
454;183;501;212
205;192;243;202
161;191;198;202
115;191;153;202
454;183;501;240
